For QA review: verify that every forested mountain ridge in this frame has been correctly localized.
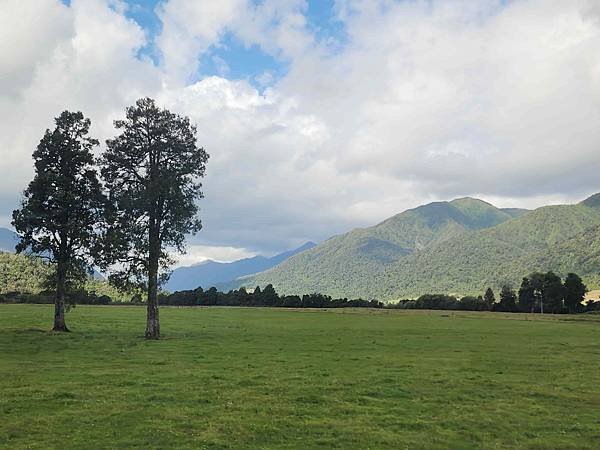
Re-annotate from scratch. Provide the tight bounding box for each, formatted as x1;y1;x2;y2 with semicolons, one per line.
224;197;529;295
373;202;600;299
229;195;600;300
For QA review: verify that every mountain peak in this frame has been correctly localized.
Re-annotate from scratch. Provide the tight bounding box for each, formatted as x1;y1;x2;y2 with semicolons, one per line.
581;192;600;208
450;197;495;208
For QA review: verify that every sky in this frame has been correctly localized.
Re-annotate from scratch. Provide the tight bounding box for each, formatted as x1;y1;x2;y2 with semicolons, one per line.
1;0;600;265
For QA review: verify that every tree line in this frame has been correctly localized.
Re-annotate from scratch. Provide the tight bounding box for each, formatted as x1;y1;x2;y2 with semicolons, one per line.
160;285;384;308
11;99;208;338
4;271;597;314
391;271;596;313
0;284;383;309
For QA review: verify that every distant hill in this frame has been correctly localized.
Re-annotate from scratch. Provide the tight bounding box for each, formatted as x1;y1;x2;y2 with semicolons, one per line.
0;227;19;253
165;242;316;292
229;195;600;299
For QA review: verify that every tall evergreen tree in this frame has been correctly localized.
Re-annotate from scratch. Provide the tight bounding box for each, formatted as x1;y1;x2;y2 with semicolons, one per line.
529;272;546;313
543;271;565;314
100;98;208;339
497;285;518;312
564;272;586;314
518;277;535;313
261;284;279;307
12;111;105;331
483;287;495;310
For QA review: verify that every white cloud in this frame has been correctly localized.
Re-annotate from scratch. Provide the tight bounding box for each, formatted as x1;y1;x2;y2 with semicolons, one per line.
156;0;245;83
2;0;600;264
0;0;72;97
172;244;256;267
278;0;600;200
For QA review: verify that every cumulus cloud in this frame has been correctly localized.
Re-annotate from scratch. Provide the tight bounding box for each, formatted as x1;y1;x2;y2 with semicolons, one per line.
280;0;600;199
172;244;255;267
0;0;161;219
156;0;245;83
1;0;600;262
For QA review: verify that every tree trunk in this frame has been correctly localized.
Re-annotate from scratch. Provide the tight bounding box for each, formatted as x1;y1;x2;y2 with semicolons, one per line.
145;226;160;339
53;259;69;332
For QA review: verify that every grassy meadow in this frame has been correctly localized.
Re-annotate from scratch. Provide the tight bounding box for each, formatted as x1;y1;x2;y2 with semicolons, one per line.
1;305;600;449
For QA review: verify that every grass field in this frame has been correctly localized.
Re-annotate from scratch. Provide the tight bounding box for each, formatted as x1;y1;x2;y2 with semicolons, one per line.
1;305;600;449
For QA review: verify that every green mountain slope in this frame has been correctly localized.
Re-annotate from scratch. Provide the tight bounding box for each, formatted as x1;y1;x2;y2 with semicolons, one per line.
229;197;528;297
376;203;600;298
531;222;600;288
499;208;530;219
231;195;600;300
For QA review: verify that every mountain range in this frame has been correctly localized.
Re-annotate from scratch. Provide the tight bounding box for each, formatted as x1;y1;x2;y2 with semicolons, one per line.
164;241;316;292
224;194;600;300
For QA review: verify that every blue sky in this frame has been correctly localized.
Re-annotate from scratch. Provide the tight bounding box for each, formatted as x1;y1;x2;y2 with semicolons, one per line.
115;0;346;88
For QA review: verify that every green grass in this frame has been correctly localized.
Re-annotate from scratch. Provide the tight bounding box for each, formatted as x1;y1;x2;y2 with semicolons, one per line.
1;305;600;449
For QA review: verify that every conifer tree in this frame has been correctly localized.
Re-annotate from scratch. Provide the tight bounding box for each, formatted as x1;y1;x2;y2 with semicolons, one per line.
100;98;208;339
564;272;586;314
518;277;535;313
483;287;495;310
12;111;105;331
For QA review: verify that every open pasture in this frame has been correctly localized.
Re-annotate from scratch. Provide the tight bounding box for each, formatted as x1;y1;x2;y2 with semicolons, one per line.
1;305;599;449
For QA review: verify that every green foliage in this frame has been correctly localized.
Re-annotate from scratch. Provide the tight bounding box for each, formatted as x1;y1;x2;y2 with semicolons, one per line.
517;277;535;312
11;111;105;286
484;287;495;309
2;305;600;448
99;98;209;293
0;252;52;294
496;285;518;312
11;111;106;331
233;198;521;297
0;251;131;302
564;272;587;313
542;271;565;314
449;197;518;228
160;285;382;308
100;97;209;338
458;295;488;311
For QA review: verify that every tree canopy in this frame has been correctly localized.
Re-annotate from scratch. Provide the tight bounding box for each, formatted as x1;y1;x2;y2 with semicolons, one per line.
564;272;586;313
100;98;209;339
12;111;105;331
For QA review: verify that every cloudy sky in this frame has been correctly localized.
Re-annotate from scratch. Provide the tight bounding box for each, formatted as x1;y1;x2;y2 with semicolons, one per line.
1;0;600;264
